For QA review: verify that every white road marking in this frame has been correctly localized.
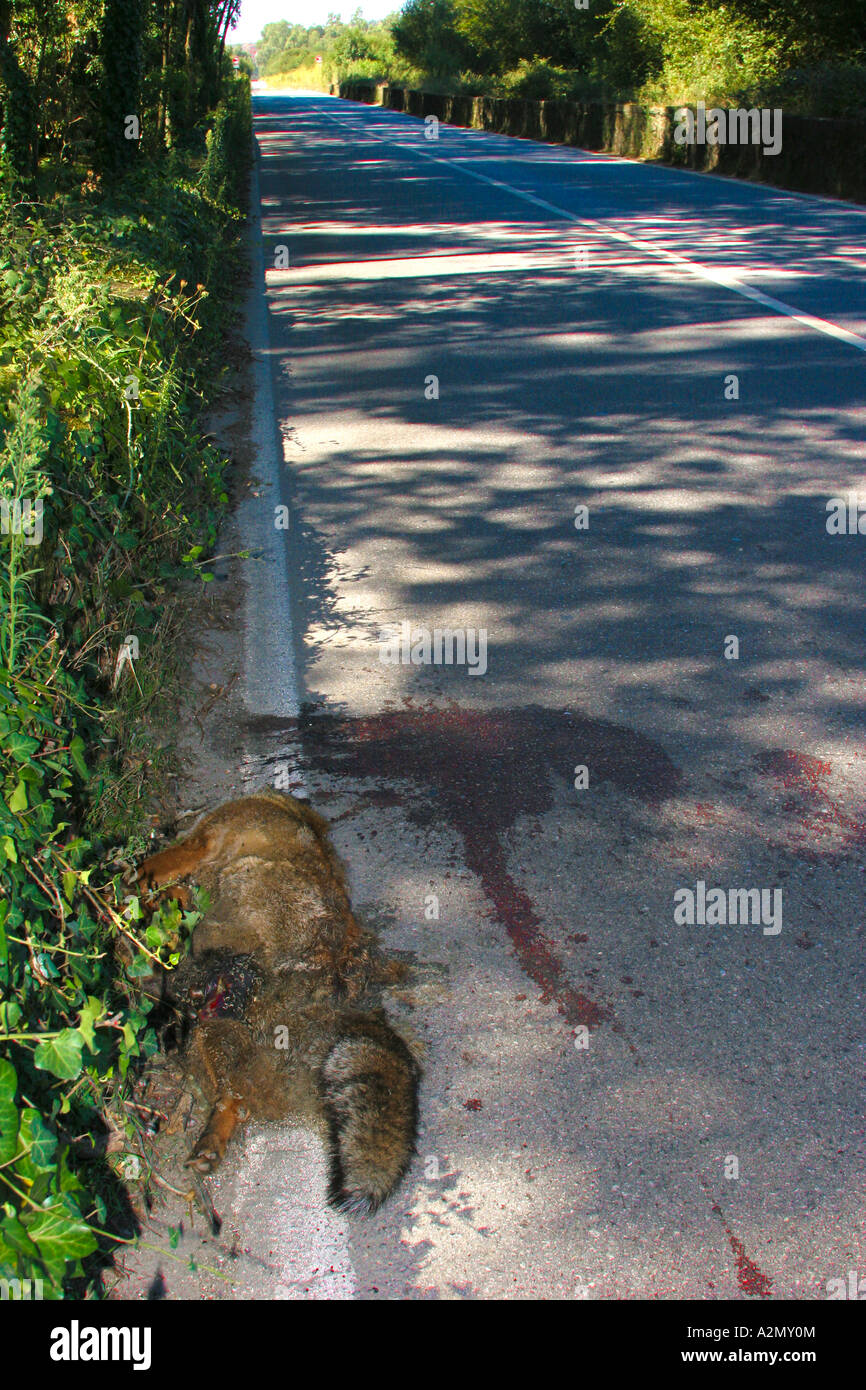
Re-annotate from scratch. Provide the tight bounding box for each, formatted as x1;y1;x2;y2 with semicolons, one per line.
237;146;347;1297
230;1127;356;1300
241;151;305;721
319;103;866;355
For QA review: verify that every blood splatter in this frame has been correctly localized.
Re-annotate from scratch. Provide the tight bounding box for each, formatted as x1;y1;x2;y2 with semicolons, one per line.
706;1192;774;1298
755;748;866;858
756;750;832;786
296;700;681;1034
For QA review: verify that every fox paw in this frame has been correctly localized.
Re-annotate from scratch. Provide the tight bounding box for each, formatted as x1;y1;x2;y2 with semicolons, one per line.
185;1097;247;1173
186;1146;219;1174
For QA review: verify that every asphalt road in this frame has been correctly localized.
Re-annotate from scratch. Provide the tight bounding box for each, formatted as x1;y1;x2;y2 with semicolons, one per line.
227;91;866;1300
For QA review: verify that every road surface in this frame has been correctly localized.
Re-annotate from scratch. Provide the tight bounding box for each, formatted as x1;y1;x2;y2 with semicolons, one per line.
137;91;866;1301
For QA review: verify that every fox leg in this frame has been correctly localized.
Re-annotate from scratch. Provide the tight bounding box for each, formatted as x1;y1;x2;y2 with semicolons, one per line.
146;882;192;911
186;1095;247;1174
136;827;215;890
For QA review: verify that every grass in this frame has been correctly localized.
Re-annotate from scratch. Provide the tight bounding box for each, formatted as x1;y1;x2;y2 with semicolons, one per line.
0;75;252;1299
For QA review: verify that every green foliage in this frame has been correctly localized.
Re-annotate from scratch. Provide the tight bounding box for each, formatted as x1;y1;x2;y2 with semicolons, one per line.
0;30;36;189
622;0;784;106
697;0;866;63
0;69;250;1298
752;62;866;119
392;0;478;78
493;59;613;102
384;0;864;111
0;525;203;1294
200;74;252;204
0;2;243;183
328;23;398;84
255;10;404;87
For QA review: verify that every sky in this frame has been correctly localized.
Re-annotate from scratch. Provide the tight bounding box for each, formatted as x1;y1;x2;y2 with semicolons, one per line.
231;0;399;43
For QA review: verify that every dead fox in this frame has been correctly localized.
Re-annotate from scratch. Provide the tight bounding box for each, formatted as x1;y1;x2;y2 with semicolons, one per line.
135;790;419;1214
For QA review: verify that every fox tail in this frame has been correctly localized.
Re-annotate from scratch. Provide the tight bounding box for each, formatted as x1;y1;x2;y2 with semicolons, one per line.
321;1017;419;1215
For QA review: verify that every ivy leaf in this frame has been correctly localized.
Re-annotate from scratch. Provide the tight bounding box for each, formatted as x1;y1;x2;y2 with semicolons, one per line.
0;999;21;1030
0;1211;42;1265
33;1030;84;1080
36;952;60;980
22;1203;97;1264
5;733;40;763
29;1171;53;1208
8;781;27;813
76;996;103;1052
0;1059;19;1163
125;952;154;978
0;837;17;864
19;1109;57;1168
68;736;88;781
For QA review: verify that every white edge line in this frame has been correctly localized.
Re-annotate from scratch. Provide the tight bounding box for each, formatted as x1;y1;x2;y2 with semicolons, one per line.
240;142;304;722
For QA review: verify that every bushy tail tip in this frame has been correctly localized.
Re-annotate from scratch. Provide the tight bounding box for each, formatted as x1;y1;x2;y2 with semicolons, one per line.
322;1024;419;1215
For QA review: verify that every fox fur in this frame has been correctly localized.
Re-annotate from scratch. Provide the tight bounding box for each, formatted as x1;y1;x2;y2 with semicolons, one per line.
135;789;419;1215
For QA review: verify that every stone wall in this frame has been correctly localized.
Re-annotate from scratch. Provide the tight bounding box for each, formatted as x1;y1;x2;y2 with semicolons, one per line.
332;83;866;204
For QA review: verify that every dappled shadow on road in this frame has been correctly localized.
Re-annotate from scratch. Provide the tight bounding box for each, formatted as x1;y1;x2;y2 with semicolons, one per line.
246;96;866;1294
257;98;866;754
257;93;866;330
253;88;866;1004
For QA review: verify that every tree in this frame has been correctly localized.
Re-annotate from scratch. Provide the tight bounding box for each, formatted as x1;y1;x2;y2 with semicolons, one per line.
392;0;479;76
95;0;144;179
0;0;37;187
